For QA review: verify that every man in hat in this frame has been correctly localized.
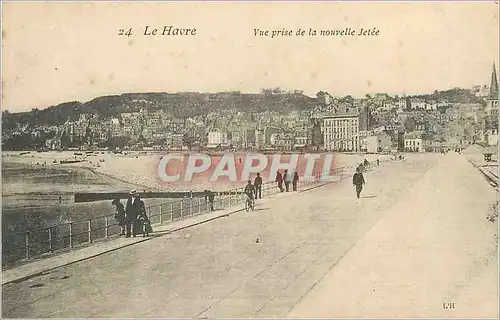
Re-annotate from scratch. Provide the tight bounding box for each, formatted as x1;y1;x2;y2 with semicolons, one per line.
254;173;263;199
125;190;145;237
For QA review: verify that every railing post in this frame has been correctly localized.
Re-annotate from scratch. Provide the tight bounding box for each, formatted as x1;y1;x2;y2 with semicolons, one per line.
88;219;92;243
170;202;174;221
159;205;163;224
25;231;30;260
180;201;184;218
48;228;53;253
69;223;73;248
198;198;201;213
189;199;192;216
105;216;109;238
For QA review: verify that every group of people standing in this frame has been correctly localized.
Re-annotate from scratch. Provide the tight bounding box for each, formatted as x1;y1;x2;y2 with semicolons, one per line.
112;190;151;238
275;169;299;192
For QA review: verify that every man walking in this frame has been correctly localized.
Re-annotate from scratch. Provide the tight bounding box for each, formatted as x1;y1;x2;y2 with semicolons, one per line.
352;167;365;199
254;173;262;199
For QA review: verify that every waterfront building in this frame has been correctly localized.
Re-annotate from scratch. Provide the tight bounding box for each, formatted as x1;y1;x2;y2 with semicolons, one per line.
323;110;360;152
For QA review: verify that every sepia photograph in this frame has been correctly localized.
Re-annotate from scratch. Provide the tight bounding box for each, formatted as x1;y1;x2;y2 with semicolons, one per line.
1;1;499;318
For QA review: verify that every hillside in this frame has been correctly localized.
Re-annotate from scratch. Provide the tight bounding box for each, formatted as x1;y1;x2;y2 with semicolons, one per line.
2;91;319;130
411;87;482;103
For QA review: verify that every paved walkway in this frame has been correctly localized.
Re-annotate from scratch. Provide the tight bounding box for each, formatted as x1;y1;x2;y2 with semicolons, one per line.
1;177;336;286
3;154;496;318
288;152;498;318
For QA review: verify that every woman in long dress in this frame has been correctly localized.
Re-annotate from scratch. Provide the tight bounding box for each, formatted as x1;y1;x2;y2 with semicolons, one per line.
112;198;126;235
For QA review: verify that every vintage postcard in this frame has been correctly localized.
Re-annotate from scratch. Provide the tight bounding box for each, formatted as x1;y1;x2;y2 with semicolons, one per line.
1;1;499;318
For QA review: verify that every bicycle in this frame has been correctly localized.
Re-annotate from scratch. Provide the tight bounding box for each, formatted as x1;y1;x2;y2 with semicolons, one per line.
245;194;255;211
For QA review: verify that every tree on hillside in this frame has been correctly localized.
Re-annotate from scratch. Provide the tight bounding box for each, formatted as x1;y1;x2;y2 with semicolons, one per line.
343;95;354;104
404;117;417;132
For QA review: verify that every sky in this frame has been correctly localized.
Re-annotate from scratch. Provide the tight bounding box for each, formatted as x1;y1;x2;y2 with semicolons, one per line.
2;1;499;113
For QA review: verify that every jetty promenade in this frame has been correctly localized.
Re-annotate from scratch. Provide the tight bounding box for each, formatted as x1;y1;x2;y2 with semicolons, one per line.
2;153;498;318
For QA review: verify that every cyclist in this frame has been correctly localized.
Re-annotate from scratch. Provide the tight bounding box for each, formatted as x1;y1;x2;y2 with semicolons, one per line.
244;180;255;205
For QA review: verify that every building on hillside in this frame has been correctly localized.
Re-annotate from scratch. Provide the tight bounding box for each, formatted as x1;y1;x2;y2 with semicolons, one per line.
171;134;184;149
255;128;265;149
409;98;426;110
425;100;438;111
323;110;360;152
294;135;309;149
264;127;281;146
471;84;490;97
404;132;428;152
398;96;409;110
207;131;228;147
270;133;295;151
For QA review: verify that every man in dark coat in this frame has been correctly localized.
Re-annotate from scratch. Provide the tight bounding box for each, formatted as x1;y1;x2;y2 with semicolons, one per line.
275;171;284;192
125;190;145;237
292;171;299;191
352;167;366;199
254;173;263;199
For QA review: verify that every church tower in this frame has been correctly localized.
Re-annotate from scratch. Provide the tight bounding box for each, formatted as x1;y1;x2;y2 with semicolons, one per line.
486;62;498;116
489;62;498;99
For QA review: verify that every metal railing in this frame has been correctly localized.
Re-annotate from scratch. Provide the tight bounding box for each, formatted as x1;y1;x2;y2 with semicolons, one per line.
2;159;393;267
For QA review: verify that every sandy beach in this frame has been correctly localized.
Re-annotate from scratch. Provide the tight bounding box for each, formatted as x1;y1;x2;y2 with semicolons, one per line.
2;151;394;193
